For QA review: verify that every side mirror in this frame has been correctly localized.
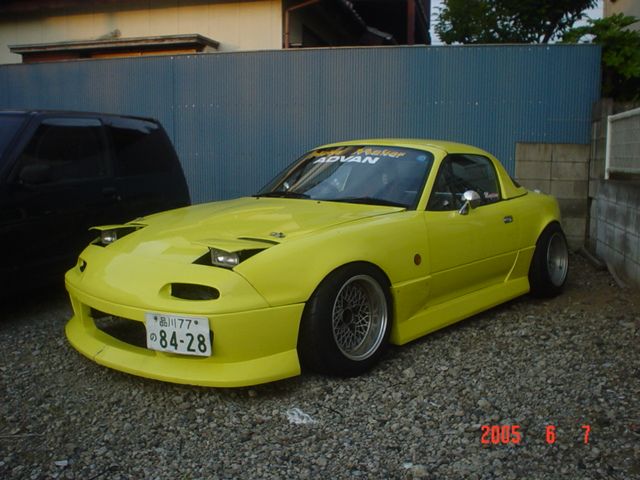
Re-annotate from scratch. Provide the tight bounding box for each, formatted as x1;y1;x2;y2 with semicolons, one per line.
458;190;481;215
19;163;51;185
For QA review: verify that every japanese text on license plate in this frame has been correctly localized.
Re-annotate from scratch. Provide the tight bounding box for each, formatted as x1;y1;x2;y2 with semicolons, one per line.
145;312;211;356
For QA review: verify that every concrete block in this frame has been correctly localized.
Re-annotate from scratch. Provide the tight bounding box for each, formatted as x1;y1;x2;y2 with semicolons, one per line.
611;249;625;271
605;223;615;251
613;226;625;254
627;233;640;263
616;205;630;228
552;144;590;163
629;207;639;236
515;143;553;162
631;233;640;263
596;198;607;220
598;180;611;197
566;235;583;251
563;217;587;239
614;183;630;205
597;216;605;243
589;179;599;199
589;156;605;179
557;198;588;218
589;215;597;240
605;201;617;224
629;185;640;206
551;162;589;181
550;180;588;199
617;229;632;258
515;160;551;180
596;238;610;261
519;179;551;193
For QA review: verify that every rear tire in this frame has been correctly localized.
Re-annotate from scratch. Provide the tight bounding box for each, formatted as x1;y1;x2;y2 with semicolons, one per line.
529;222;569;297
297;263;391;377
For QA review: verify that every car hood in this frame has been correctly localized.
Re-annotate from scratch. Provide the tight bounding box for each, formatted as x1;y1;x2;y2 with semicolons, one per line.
115;196;403;256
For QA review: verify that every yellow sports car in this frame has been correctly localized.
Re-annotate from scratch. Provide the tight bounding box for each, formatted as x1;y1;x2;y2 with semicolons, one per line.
65;139;569;387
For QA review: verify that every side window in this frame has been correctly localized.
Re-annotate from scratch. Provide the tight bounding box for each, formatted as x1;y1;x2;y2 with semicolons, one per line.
427;154;501;211
107;118;176;176
15;118;107;184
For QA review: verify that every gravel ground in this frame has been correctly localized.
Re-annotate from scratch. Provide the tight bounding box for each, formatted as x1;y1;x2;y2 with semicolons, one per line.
1;253;639;480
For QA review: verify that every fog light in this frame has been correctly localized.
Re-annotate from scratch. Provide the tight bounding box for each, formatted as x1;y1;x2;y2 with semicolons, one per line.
209;248;239;268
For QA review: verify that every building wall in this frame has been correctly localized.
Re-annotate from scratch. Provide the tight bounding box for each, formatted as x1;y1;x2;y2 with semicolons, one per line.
0;0;282;65
604;0;640;30
0;45;601;203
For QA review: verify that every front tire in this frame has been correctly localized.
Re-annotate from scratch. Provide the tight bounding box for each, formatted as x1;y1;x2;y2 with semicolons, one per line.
529;222;569;297
297;263;391;377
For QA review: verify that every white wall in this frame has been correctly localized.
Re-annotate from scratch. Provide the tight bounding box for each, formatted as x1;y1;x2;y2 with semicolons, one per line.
0;0;282;65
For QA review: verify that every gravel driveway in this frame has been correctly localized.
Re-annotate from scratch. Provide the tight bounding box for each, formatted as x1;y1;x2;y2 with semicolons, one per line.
1;254;639;480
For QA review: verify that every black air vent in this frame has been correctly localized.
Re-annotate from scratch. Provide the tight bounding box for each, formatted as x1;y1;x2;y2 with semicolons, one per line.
171;283;220;300
92;311;147;348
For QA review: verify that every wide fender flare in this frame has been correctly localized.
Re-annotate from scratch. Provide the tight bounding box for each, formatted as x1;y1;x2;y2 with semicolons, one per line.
515;193;564;250
235;212;429;307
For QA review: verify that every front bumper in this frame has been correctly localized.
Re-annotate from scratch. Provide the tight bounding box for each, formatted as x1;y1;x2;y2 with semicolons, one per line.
66;286;303;387
64;247;304;387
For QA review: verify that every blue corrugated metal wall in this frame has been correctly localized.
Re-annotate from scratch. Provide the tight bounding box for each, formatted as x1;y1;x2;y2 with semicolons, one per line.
0;45;601;203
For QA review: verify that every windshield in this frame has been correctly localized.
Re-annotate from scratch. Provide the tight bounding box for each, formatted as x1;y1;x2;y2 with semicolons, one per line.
257;145;434;209
0;114;26;164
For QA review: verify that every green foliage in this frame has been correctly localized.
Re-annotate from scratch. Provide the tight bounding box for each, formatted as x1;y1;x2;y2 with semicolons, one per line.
435;0;597;44
563;14;640;100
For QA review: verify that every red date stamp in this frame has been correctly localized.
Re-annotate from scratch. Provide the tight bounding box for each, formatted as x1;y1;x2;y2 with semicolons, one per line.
481;425;522;444
481;424;591;445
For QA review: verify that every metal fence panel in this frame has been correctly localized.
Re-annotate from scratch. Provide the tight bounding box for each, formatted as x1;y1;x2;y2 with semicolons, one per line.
0;45;601;203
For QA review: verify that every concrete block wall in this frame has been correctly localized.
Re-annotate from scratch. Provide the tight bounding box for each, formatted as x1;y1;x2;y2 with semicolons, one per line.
591;180;640;288
515;143;590;249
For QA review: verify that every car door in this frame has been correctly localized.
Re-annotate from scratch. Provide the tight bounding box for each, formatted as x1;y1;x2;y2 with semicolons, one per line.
0;115;117;290
423;154;520;306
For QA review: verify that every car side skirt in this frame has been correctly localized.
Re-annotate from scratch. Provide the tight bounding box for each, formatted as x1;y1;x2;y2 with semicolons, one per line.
390;248;534;345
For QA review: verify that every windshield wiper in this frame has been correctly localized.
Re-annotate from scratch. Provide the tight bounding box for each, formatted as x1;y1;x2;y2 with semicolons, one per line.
254;191;310;199
329;197;407;208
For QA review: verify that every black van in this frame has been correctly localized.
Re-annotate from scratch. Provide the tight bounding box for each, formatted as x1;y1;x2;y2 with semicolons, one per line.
0;110;191;294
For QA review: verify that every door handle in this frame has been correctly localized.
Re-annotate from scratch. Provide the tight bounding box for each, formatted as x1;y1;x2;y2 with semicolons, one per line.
503;215;513;224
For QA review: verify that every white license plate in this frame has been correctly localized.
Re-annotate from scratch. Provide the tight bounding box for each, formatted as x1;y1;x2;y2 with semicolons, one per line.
145;312;211;357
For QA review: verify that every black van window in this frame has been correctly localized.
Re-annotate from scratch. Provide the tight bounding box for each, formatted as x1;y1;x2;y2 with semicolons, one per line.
0;114;26;163
107;118;175;176
16;118;107;183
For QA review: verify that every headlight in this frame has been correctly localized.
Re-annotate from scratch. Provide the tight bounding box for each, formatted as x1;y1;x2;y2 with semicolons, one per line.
93;224;145;247
100;230;119;245
209;248;240;268
198;247;264;269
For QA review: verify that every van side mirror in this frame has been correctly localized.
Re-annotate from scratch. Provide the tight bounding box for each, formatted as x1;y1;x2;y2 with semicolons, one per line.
19;163;51;185
458;190;481;215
